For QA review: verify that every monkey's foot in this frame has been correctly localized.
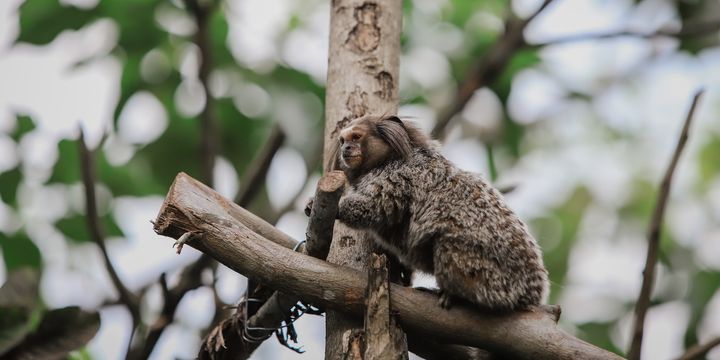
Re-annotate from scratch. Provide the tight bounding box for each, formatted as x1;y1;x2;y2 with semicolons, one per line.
438;291;453;310
173;231;200;255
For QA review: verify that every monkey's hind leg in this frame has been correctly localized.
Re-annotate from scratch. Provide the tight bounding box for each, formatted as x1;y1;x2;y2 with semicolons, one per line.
432;240;481;310
433;240;513;311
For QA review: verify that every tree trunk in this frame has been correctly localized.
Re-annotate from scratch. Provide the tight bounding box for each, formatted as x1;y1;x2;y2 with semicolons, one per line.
323;0;403;358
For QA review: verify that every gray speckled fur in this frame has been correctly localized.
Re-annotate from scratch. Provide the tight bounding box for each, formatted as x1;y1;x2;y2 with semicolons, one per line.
336;123;549;311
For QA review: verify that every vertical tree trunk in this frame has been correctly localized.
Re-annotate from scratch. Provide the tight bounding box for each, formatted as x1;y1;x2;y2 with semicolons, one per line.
323;0;403;358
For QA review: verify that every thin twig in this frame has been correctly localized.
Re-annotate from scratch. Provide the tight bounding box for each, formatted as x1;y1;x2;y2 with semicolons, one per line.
132;1;219;358
79;130;140;358
131;255;213;360
677;336;720;360
532;18;720;47
627;90;704;360
234;124;286;206
194;0;218;187
431;0;555;138
78;130;139;322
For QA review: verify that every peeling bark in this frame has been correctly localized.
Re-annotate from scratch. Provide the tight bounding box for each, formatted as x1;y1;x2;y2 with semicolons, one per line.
364;254;408;360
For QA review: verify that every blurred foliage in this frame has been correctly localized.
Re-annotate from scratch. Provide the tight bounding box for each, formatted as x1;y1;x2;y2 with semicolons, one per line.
1;0;719;358
0;268;100;358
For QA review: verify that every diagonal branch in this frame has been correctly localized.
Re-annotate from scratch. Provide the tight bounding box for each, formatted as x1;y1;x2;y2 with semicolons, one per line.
234;124;286;206
78;130;139;324
676;336;720;360
532;18;720;47
431;0;555;138
627;90;704;360
154;172;621;360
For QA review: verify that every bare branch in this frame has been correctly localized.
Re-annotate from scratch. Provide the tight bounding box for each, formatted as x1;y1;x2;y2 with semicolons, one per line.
431;0;556;138
154;172;622;360
194;0;218;187
676;336;720;360
198;171;345;359
234;124;286;206
532;18;720;47
364;253;408;359
78;130;139;324
628;90;705;360
130;255;212;360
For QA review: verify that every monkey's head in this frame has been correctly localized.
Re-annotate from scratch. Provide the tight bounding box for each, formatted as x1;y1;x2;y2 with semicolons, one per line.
331;115;430;180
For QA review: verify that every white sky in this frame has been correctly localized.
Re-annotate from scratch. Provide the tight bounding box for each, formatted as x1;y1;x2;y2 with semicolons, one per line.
1;0;719;359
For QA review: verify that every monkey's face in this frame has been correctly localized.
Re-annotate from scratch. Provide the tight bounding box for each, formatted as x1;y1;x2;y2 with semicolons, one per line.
338;122;369;171
335;116;404;177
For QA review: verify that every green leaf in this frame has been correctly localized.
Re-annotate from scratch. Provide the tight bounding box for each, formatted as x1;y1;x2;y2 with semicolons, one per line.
0;268;40;308
684;271;720;348
17;0;98;45
576;322;623;356
209;10;235;67
0;268;41;356
0;306;33;356
54;213;123;243
0;232;41;271
493;48;540;101
698;135;720;189
0;168;22;205
48;139;81;184
540;187;592;303
9;116;36;142
3;307;100;360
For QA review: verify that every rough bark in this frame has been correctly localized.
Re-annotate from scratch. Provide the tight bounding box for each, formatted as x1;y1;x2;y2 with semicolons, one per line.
324;0;404;358
364;254;408;360
154;172;623;360
198;171;345;359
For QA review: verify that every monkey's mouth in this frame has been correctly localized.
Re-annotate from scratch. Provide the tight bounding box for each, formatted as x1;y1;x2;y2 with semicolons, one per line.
341;154;362;168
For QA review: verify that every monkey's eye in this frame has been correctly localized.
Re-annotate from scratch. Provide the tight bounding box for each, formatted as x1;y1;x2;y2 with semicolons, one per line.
351;133;361;141
339;137;345;144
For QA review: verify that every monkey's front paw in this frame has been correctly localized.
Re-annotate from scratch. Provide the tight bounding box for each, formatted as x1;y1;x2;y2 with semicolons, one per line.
304;197;315;217
438;291;453;310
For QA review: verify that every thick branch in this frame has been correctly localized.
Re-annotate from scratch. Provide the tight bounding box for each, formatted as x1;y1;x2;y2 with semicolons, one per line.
198;171;345;359
78;131;139;324
431;0;555;138
628;90;704;360
154;172;622;360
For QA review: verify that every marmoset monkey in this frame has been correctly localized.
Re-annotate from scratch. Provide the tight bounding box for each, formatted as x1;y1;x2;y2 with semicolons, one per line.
330;115;549;311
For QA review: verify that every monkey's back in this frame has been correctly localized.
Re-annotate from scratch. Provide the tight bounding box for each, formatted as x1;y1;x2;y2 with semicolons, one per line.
400;149;549;310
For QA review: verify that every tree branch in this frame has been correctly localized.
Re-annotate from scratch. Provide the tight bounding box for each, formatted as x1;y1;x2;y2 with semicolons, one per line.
532;17;720;47
198;171;345;359
627;90;704;360
431;0;555;138
676;336;720;360
193;0;218;187
154;172;622;360
234;124;286;206
78;130;139;325
364;253;408;359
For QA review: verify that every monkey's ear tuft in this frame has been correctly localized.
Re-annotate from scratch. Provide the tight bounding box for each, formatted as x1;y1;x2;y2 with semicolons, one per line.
376;116;413;159
384;115;404;125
